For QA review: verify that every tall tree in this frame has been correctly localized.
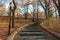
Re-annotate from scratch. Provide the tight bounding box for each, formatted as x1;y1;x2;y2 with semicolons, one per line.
32;9;35;22
25;12;27;20
12;0;16;28
39;0;48;18
39;0;53;18
53;0;60;18
57;0;60;18
8;3;12;35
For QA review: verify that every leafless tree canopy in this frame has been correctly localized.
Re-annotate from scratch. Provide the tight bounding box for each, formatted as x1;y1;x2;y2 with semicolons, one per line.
0;0;59;18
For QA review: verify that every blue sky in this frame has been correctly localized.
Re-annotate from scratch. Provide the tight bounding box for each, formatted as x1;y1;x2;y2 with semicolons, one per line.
0;0;44;13
0;0;8;3
0;0;58;17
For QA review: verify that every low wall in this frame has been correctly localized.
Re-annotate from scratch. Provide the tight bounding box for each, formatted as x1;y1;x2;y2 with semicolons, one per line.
7;22;34;40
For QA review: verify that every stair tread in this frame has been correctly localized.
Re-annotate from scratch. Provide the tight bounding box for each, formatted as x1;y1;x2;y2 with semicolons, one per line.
20;32;44;35
13;23;53;40
14;36;50;40
21;32;43;33
22;29;41;32
14;37;50;40
22;29;40;31
18;38;49;40
18;36;48;39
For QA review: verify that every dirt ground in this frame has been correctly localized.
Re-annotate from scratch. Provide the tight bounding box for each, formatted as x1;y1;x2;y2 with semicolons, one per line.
0;16;32;40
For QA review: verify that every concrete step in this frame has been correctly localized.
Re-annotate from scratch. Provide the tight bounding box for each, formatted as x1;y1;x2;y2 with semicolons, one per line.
14;36;50;40
20;32;44;36
22;29;40;32
14;38;50;40
13;23;53;40
18;36;48;39
20;32;44;34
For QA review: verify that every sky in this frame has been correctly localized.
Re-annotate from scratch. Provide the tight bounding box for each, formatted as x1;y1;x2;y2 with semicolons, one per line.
0;0;10;3
0;0;58;17
0;0;10;12
0;0;44;14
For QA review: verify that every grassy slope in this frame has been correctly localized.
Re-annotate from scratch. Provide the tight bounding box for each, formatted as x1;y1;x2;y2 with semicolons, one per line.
42;17;60;34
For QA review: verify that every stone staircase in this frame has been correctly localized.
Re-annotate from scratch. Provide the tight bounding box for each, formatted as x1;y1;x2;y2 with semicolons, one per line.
14;23;53;40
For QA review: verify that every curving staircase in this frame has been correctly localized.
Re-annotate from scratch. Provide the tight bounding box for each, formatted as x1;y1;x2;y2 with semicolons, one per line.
14;23;53;40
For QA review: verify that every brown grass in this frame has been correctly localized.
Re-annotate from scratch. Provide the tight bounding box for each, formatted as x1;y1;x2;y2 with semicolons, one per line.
0;16;31;40
43;17;60;34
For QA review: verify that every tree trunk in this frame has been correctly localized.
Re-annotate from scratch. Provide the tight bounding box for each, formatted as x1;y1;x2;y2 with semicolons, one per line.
53;0;60;18
58;0;60;18
12;10;14;28
45;9;48;18
39;0;48;18
12;0;16;28
45;0;49;18
57;7;60;18
32;12;35;22
25;13;27;20
8;4;11;35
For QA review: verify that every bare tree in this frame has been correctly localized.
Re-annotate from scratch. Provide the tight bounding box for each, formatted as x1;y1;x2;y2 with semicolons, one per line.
8;3;11;35
32;9;35;22
39;0;49;18
53;0;60;18
12;0;16;28
39;0;54;18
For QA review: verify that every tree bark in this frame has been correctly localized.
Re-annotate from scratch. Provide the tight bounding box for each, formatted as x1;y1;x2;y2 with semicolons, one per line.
12;0;16;28
32;9;35;22
8;3;11;35
39;0;48;18
25;13;27;20
53;0;60;18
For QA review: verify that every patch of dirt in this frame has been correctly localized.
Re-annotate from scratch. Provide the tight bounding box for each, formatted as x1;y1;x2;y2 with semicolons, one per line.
0;16;32;40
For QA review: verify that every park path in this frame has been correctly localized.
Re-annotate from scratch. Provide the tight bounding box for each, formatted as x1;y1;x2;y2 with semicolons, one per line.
13;23;53;40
